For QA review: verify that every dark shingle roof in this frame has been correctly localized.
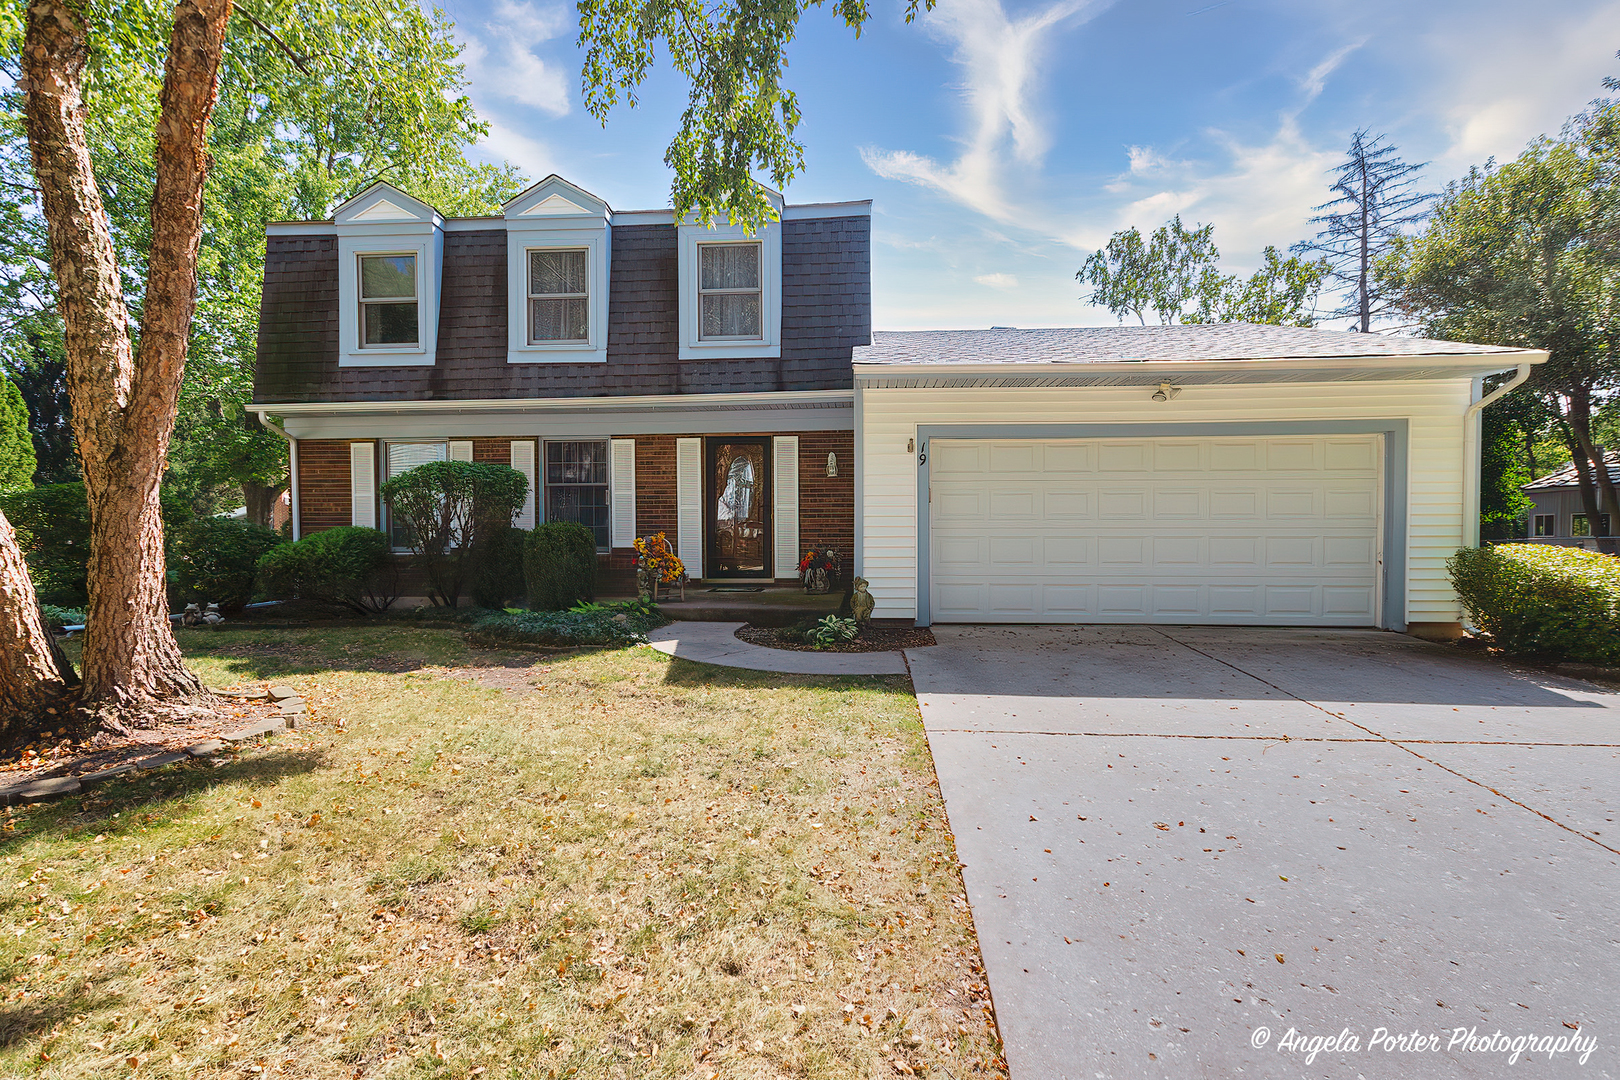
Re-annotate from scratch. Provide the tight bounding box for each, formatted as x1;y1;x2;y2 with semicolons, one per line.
1523;452;1620;491
852;324;1526;366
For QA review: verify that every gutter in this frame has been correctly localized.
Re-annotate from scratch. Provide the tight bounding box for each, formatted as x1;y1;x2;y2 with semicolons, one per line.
1461;361;1538;549
257;411;300;541
852;350;1546;382
254;388;855;416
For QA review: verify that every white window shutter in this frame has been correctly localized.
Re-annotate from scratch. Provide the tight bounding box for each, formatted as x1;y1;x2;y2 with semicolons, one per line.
349;441;376;529
611;439;637;547
510;440;537;528
773;436;799;578
676;437;702;575
449;440;473;462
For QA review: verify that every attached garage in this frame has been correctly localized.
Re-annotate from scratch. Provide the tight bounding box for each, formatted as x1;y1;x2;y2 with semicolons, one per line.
927;434;1381;625
852;325;1547;636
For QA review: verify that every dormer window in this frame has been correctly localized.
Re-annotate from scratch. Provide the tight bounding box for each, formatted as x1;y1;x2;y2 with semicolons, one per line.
359;254;420;347
529;248;589;343
699;243;763;340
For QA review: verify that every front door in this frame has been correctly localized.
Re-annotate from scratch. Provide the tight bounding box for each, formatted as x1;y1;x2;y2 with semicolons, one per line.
706;438;772;578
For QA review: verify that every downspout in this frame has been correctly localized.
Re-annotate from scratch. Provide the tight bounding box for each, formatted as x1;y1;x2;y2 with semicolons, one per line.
257;411;300;541
1461;363;1533;549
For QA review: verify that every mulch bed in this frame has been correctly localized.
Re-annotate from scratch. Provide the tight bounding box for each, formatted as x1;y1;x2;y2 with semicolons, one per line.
0;691;286;786
736;623;936;653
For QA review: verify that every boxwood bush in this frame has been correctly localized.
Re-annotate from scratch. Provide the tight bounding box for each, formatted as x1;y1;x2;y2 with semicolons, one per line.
523;521;597;610
1448;544;1620;663
472;525;529;609
378;461;527;608
171;517;286;610
256;526;397;614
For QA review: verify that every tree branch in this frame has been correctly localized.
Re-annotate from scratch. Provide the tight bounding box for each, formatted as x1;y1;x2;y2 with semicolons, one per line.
232;6;310;74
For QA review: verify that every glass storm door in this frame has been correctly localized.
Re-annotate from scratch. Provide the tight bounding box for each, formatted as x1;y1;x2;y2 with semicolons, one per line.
707;439;771;578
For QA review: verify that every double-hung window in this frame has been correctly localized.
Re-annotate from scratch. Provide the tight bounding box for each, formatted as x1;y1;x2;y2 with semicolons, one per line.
528;248;588;343
359;254;419;347
1533;514;1556;537
698;243;762;340
545;441;610;551
385;440;446;549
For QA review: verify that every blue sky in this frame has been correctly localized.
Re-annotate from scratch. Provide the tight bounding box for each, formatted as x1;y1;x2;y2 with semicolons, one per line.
435;0;1620;330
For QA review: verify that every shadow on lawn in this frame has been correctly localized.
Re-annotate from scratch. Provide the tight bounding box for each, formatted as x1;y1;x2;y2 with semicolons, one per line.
0;988;125;1051
0;749;327;855
660;656;913;692
169;625;566;682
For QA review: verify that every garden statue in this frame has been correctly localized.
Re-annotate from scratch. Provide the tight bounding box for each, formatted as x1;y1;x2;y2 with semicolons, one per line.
850;577;875;623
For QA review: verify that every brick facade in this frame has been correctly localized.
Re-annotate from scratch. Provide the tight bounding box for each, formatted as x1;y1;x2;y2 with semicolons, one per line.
629;436;677;548
298;439;355;532
797;430;855;564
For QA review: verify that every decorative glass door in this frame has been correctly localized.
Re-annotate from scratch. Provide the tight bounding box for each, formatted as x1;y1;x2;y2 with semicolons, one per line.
707;439;771;577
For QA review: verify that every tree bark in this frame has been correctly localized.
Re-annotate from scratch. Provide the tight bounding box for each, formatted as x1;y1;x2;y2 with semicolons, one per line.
0;508;72;734
22;0;231;717
243;481;286;528
1567;387;1620;535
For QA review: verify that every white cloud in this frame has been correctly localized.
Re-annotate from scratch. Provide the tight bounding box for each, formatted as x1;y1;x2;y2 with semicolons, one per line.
476;119;558;179
974;272;1020;288
458;1;573;117
861;0;1114;221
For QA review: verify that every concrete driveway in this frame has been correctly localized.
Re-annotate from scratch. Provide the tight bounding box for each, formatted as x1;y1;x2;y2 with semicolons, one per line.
907;626;1620;1079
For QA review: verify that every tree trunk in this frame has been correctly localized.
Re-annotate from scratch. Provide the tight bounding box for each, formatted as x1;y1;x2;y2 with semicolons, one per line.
243;482;285;528
0;508;72;735
1567;387;1620;535
22;0;231;718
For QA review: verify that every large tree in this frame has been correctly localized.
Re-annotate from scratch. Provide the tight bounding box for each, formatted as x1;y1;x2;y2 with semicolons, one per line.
1079;216;1328;327
1383;116;1620;538
18;0;232;720
1294;130;1431;332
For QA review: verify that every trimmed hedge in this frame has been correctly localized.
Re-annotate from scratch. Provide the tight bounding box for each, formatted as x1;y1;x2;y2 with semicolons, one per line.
466;601;663;649
171;517;286;610
256;526;397;614
523;521;597;610
472;525;529;609
1448;544;1620;663
378;460;527;608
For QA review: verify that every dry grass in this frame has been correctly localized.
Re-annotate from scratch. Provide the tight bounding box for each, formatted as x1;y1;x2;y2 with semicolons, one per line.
0;625;1006;1079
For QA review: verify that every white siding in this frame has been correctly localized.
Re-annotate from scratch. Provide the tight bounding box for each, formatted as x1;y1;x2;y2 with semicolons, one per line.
676;437;703;575
773;435;800;578
610;439;637;547
349;441;376;529
510;440;537;529
858;380;1474;625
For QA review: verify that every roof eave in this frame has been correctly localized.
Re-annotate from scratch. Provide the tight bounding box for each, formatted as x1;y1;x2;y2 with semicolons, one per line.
853;350;1546;382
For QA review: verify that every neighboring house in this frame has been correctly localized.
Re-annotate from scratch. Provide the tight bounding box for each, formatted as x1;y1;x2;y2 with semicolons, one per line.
252;178;1544;638
1521;452;1620;552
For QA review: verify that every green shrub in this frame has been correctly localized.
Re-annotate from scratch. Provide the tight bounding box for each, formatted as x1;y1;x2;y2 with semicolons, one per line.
1448;544;1620;663
807;614;859;649
523;521;597;611
466;601;664;649
0;482;91;604
379;460;527;608
256;526;397;614
39;604;85;631
472;525;528;609
170;516;286;610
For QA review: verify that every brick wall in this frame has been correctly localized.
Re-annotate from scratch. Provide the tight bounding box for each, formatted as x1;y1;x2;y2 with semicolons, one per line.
630;435;677;547
298;439;355;532
797;430;855;562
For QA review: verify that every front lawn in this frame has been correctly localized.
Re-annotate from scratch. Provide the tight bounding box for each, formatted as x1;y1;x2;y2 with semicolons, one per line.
2;626;1005;1079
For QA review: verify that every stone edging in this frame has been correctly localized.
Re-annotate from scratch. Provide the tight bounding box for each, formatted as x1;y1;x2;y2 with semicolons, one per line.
0;684;309;808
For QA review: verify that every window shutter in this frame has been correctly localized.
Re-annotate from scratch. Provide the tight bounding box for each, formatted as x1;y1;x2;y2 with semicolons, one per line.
510;440;537;528
611;439;636;547
449;440;473;462
773;436;799;578
676;438;702;575
349;442;376;529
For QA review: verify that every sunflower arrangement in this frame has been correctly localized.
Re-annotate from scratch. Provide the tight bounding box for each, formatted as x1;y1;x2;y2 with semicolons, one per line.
634;532;685;583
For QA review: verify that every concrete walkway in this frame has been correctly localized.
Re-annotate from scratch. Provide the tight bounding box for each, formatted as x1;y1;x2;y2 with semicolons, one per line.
648;620;910;675
908;625;1620;1079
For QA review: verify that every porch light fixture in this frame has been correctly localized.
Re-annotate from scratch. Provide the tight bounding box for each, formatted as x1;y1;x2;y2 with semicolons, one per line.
1152;381;1181;402
827;452;839;477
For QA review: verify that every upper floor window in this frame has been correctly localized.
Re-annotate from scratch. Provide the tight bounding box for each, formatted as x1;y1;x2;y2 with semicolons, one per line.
529;248;589;343
359;254;419;347
699;243;763;340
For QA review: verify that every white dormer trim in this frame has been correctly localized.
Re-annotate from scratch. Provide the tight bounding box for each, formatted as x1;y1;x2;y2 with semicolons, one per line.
677;187;784;361
503;176;611;365
334;182;443;368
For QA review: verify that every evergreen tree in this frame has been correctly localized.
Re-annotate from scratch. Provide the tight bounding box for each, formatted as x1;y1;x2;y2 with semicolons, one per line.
0;375;33;492
1294;131;1432;332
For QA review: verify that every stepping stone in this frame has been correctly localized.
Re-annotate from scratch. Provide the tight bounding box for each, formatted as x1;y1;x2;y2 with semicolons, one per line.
132;751;188;771
187;739;225;757
79;762;140;787
267;685;298;701
0;776;82;806
276;697;305;710
221;717;286;743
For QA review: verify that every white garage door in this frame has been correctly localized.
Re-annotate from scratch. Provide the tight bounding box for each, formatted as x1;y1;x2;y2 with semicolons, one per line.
928;436;1382;624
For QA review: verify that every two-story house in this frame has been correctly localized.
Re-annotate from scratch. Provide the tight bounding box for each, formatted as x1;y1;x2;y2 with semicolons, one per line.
254;176;867;594
254;175;1548;638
